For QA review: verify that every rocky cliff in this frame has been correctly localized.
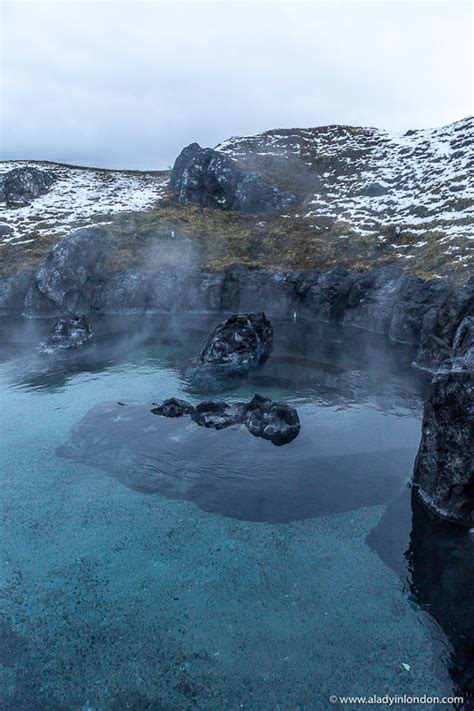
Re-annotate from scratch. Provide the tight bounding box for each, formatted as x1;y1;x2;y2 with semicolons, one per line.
1;224;472;375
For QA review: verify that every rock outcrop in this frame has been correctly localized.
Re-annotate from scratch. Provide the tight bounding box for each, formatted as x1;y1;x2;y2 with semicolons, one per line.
414;279;474;371
1;224;472;381
0;167;56;207
413;312;474;527
170;143;296;214
37;315;93;353
25;227;107;316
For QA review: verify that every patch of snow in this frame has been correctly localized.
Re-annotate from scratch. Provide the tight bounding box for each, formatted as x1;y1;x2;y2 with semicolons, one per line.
0;161;168;244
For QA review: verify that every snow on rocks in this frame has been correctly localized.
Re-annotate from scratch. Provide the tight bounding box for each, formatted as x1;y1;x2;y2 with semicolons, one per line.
0;161;168;245
216;117;474;270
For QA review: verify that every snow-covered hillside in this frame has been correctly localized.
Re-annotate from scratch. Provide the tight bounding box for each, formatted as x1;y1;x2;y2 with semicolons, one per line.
0;162;168;245
217;116;473;270
0;117;472;279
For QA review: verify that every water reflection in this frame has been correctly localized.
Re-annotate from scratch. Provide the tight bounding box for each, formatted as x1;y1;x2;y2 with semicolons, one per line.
367;487;474;702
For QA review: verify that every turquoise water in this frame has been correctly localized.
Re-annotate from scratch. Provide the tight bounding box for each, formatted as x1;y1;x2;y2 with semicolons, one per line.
0;315;458;709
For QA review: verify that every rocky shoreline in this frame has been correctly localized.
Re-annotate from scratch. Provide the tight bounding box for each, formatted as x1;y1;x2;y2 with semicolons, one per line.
1;225;472;372
1;223;472;526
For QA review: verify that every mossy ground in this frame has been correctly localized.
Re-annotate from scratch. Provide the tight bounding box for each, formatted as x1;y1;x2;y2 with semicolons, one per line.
1;194;472;283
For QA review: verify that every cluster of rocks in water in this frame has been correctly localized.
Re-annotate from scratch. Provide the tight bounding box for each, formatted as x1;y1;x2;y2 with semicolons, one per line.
151;394;300;446
170;142;297;214
1;221;472;524
0;166;56;207
151;311;298;445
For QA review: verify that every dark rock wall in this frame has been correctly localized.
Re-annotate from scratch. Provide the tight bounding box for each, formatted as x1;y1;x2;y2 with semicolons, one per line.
1;227;472;376
1;225;473;523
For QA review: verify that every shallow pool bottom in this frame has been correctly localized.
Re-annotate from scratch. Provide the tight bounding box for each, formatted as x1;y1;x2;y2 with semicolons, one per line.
0;315;460;709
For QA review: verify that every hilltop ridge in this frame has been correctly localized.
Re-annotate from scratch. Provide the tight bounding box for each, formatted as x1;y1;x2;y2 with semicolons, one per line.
0;117;472;281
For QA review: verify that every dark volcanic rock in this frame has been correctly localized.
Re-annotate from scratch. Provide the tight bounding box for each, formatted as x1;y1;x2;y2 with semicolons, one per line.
174;147;241;210
150;394;300;444
25;227;107;316
169;142;201;190
191;401;247;429
388;275;451;346
151;398;194;417
37;314;93;353
414;280;474;371
170;143;296;214
199;312;273;371
1;167;56;207
360;181;389;197
233;171;296;214
244;394;301;446
0;222;13;237
342;265;403;334
451;316;474;369
413;368;474;526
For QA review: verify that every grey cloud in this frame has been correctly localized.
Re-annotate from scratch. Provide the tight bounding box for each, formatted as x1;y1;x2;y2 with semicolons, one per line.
1;1;472;169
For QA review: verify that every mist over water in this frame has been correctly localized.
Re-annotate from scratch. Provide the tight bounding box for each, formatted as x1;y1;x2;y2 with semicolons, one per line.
2;313;466;706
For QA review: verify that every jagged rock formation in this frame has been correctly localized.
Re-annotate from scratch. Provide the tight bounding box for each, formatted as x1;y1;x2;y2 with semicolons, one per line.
37;315;93;354
150;398;194;417
0;166;56;207
413;368;473;526
170;143;296;214
151;395;300;445
244;394;301;446
190;401;247;430
25;227;107;315
413;313;474;526
199;312;273;370
1;225;472;377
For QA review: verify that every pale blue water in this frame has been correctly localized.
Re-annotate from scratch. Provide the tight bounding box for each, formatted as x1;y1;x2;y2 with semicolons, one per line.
0;315;459;709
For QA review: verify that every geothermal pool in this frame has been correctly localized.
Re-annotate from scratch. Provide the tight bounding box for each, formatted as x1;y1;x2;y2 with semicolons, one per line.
0;314;467;709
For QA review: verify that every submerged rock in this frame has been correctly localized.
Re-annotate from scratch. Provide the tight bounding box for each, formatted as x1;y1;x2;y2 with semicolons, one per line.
37;315;93;353
413;367;473;526
150;393;300;445
199;312;273;371
244;394;301;446
170;143;296;214
191;401;247;430
0;166;56;207
151;398;194;417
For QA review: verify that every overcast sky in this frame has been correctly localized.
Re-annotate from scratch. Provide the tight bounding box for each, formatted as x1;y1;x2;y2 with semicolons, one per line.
1;1;472;169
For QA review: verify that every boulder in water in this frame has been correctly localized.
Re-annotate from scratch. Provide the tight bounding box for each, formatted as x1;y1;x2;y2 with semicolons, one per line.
199;312;273;371
149;393;300;445
37;315;93;353
151;398;194;417
191;401;247;429
244;394;301;446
